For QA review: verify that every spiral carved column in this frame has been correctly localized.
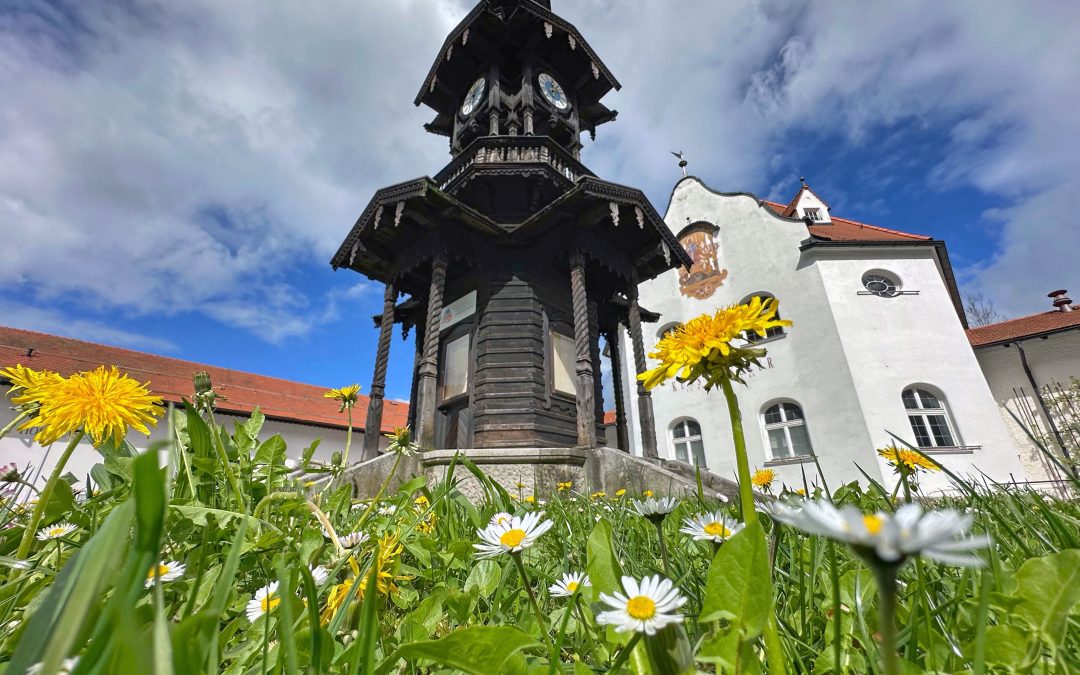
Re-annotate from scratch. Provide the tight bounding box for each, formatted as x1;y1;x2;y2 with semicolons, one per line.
416;251;448;449
628;284;658;458
362;280;397;460
606;326;630;452
569;252;596;448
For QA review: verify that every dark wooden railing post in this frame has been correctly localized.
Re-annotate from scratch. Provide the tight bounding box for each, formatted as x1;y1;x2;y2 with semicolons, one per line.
570;252;596;447
416;251;448;449
362;280;397;460
607;326;631;452
628;284;658;458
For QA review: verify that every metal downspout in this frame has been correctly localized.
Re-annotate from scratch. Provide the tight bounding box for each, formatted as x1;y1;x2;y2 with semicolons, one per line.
1014;340;1072;461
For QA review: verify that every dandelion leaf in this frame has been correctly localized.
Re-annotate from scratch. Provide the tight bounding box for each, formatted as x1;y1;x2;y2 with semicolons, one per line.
700;521;771;635
392;625;541;675
1012;548;1080;648
585;518;623;601
981;625;1031;666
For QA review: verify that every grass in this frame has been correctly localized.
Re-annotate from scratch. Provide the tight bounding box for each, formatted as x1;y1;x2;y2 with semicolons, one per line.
0;404;1077;674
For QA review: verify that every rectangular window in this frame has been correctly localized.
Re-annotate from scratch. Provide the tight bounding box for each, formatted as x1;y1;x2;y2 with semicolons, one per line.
674;441;688;463
552;332;577;395
788;425;813;457
927;415;956;447
441;334;470;400
908;416;932;448
690;439;706;466
804;208;821;221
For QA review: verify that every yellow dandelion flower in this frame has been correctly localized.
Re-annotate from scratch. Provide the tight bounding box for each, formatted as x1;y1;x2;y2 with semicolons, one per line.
637;297;791;390
556;481;572;492
591;491;606;500
642;490;654;498
615;489;626;497
524;495;536;504
324;384;361;412
1;364;61;400
878;445;940;473
751;469;776;490
16;366;162;447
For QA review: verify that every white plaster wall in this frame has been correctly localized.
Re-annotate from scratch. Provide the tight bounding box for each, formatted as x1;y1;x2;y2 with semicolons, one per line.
0;392;356;491
812;250;1028;494
622;178;881;492
616;177;1029;494
974;329;1080;485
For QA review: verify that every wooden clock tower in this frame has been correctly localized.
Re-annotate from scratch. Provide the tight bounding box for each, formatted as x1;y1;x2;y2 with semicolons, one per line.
331;0;689;462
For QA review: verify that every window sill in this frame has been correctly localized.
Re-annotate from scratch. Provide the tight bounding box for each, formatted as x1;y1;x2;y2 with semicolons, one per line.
919;445;980;455
764;455;815;467
745;333;787;348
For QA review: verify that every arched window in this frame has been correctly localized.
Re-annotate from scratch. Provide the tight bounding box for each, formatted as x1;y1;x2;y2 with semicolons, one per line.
670;419;706;467
762;402;813;459
902;387;957;448
741;293;785;343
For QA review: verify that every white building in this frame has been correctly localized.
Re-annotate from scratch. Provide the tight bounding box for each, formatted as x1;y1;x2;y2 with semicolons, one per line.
0;325;406;488
967;291;1080;490
616;176;1029;494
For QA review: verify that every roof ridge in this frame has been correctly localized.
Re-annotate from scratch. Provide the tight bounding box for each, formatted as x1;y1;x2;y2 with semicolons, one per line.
763;200;929;239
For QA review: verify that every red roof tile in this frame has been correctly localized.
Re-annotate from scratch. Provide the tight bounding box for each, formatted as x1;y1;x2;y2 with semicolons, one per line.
0;325;408;432
763;200;931;242
603;410;616;425
967;310;1080;347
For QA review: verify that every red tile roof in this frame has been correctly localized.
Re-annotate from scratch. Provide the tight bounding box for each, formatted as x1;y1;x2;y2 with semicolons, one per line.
967;310;1080;347
603;410;616;425
763;200;932;242
0;325;408;432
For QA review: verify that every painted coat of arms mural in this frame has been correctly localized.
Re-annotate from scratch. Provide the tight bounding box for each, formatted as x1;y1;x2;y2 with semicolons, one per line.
678;225;727;299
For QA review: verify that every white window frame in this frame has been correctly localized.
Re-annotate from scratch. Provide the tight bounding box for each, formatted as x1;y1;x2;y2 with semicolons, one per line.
804;207;823;221
761;401;814;461
670;418;706;467
902;387;959;448
862;272;902;298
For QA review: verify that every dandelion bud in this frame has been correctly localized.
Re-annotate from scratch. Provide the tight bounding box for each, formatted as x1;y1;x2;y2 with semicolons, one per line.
193;370;213;395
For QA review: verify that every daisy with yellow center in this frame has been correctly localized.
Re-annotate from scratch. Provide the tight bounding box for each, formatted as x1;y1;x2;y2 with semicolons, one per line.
751;468;776;490
549;572;591;598
246;581;282;622
14;366;163;447
877;444;940;473
680;510;744;543
637;297;791;390
145;560;186;587
770;500;990;567
323;384;360;412
36;522;77;541
474;512;553;559
597;574;687;635
489;512;513;527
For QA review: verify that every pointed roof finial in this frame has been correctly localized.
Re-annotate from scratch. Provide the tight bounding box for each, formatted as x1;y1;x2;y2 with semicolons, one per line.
799;176;808;187
671;151;688;177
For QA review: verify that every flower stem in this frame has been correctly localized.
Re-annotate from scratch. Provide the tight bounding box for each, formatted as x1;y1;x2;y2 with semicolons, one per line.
207;409;247;512
653;519;673;577
16;431;84;559
511;552;550;641
720;377;756;527
342;406;354;468
873;564;901;675
608;633;642;673
0;409;29;441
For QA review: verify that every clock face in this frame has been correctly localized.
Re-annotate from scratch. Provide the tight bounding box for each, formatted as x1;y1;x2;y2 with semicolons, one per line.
538;72;569;110
461;77;486;116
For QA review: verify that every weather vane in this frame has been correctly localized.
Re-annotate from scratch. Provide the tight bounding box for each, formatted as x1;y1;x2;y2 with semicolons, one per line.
671;151;688;177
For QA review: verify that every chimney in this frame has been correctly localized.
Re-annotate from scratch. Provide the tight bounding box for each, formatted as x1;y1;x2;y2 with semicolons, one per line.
1048;289;1073;312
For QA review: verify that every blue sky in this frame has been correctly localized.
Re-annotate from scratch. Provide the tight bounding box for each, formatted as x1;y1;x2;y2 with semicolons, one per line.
2;0;1077;403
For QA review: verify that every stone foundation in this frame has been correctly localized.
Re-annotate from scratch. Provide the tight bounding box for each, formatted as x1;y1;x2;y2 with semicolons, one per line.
338;446;741;503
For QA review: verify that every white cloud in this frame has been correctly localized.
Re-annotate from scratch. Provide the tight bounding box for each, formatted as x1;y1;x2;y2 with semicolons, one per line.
0;299;177;352
2;0;1076;338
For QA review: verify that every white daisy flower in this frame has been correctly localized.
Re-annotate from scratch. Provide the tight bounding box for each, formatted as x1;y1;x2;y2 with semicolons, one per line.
376;504;397;516
549;572;591;597
339;531;369;549
284;458;299;471
36;522;77;541
246;581;282;622
474;511;553;559
309;565;331;585
716;493;731;503
770;500;990;567
489;511;513;527
145;560;186;587
679;511;744;543
27;657;78;675
631;496;679;521
597;575;687;635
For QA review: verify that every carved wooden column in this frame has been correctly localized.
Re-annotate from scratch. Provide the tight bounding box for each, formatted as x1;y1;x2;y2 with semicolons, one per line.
416;251;448;449
588;299;605;445
569;252;596;447
407;324;423;432
606;325;631;452
627;284;658;458
362;281;397;461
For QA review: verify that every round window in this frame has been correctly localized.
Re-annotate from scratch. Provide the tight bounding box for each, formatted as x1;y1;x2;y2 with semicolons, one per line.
862;272;901;298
